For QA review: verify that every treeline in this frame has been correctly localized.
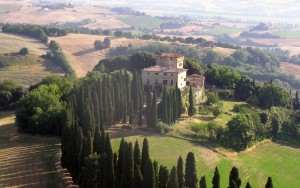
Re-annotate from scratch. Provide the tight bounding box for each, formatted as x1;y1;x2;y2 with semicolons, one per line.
0;80;25;110
240;31;280;39
158;86;182;124
1;23;68;43
15;75;76;135
44;40;75;75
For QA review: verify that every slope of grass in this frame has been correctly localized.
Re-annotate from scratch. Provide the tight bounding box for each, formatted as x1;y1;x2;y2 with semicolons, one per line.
118;16;163;29
111;134;300;188
0;32;48;55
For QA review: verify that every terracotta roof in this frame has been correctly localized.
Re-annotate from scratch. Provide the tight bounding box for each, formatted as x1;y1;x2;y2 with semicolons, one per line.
159;52;184;58
187;74;205;78
143;65;187;73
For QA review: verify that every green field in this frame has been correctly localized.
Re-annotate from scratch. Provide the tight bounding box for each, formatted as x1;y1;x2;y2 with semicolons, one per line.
206;27;244;35
271;30;300;39
118;16;163;29
0;4;22;14
111;134;300;188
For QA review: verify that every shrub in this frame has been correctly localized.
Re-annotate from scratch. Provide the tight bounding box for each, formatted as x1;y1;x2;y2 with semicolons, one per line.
155;122;173;135
218;90;232;100
19;47;29;55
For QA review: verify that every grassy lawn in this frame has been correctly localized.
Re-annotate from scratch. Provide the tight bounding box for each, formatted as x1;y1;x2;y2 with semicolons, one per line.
118;16;163;29
206;27;243;35
111;133;300;187
271;30;300;39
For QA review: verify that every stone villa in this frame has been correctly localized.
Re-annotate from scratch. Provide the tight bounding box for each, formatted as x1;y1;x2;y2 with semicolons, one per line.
141;52;187;89
141;52;205;103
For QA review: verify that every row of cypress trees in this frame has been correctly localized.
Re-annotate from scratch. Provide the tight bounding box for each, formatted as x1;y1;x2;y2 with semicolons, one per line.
158;85;183;124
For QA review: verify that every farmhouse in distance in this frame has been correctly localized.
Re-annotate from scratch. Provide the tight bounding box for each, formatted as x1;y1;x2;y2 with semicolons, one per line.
141;52;205;102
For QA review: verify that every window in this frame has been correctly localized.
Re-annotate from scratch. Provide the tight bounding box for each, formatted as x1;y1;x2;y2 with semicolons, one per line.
163;80;168;85
171;58;173;60
184;78;186;81
147;79;149;84
171;80;173;85
193;83;195;87
147;72;150;75
155;79;158;84
160;57;162;59
155;73;159;75
164;73;167;76
171;73;173;76
187;82;190;85
179;63;182;66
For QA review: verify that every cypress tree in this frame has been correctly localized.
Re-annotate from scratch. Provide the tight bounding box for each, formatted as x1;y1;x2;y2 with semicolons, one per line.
158;165;169;188
151;90;158;128
131;70;139;112
93;126;101;154
121;142;134;188
153;160;159;186
141;138;150;174
134;140;141;167
245;182;252;188
212;167;220;188
265;177;273;188
143;159;156;188
138;100;143;127
133;165;143;188
177;85;182;119
161;86;168;123
103;133;115;188
129;98;134;125
117;138;125;183
229;166;241;188
147;89;153;128
188;86;195;118
167;166;178;188
184;152;198;188
200;176;207;188
177;156;184;188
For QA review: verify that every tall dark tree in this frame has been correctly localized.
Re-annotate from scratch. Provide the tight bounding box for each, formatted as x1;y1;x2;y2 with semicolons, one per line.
103;133;115;188
121;142;134;188
134;140;141;167
168;166;178;188
245;182;252;188
265;177;273;188
151;90;158;128
153;160;159;186
147;89;153;128
158;165;169;188
117;138;125;182
212;167;220;188
188;86;195;117
200;176;207;188
184;152;198;188
141;138;150;174
143;159;156;188
177;156;184;188
229;166;241;188
133;165;143;188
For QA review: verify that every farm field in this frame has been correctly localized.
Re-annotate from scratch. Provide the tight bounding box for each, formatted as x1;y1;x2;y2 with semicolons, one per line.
111;127;300;188
0;32;64;87
272;30;300;39
281;62;300;79
0;32;48;55
0;3;129;29
206;27;244;35
118;16;163;29
0;111;61;188
50;34;149;77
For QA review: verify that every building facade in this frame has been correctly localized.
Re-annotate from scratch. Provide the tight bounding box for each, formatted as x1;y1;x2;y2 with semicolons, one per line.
186;74;205;104
141;53;187;89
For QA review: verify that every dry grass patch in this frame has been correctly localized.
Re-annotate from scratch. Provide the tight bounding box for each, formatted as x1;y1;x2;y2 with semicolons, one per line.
281;62;300;79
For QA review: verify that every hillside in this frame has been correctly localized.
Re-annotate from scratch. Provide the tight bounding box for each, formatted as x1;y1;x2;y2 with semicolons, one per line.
0;32;64;87
50;34;149;77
